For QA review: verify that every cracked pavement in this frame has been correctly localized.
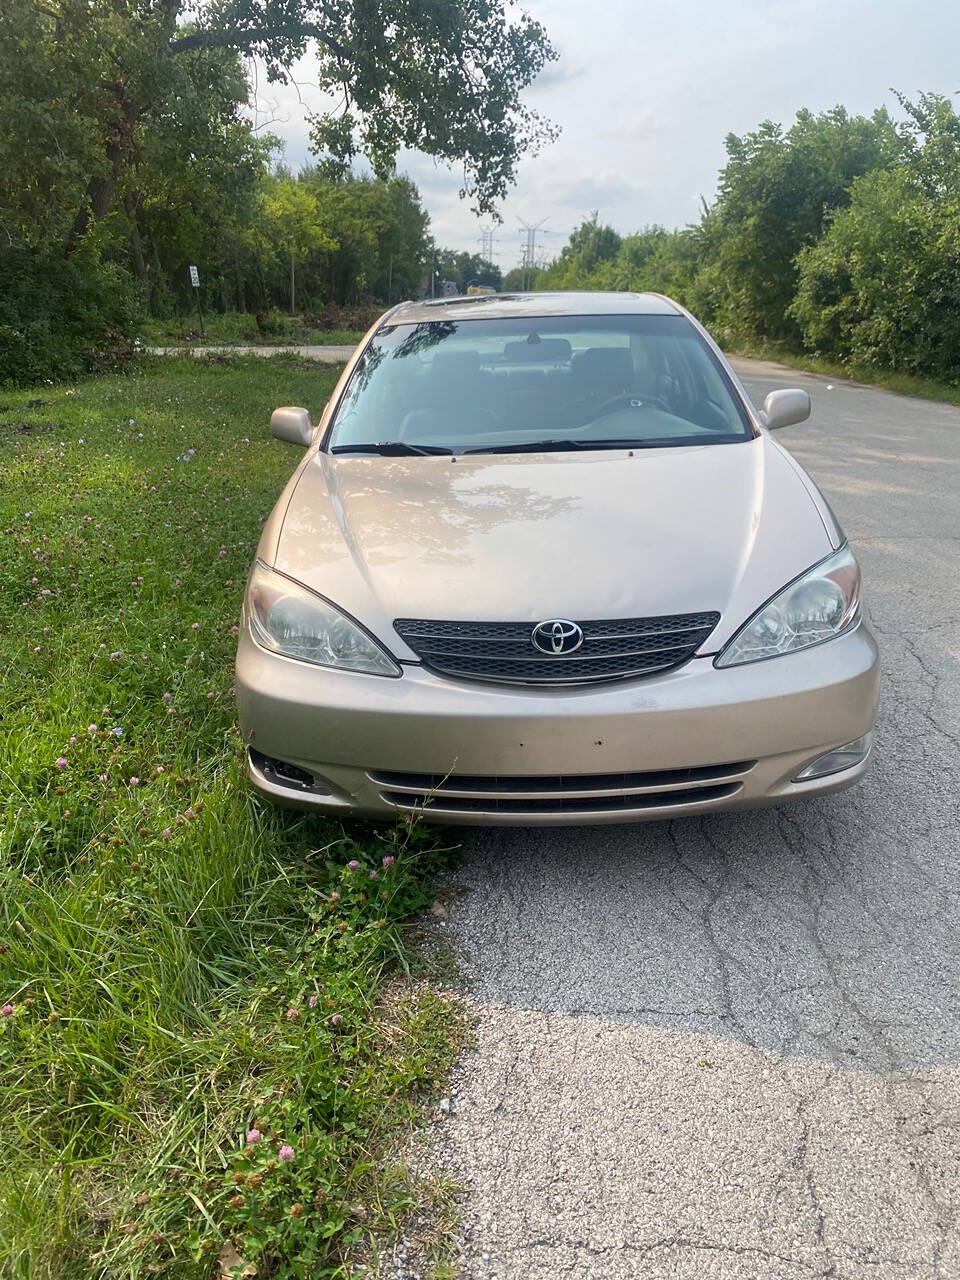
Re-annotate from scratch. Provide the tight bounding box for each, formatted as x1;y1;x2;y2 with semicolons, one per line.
423;359;960;1279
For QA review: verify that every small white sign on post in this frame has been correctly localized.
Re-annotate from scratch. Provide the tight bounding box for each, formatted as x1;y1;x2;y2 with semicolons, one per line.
188;265;204;336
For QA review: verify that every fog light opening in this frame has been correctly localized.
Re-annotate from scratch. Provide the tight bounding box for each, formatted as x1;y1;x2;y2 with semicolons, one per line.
249;747;333;796
794;733;872;782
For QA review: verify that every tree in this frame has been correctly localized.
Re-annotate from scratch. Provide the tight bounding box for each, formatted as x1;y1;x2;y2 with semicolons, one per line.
535;214;621;289
6;0;556;259
705;107;901;341
261;177;336;314
295;169;431;307
377;177;433;302
121;52;275;314
433;249;502;293
792;96;960;377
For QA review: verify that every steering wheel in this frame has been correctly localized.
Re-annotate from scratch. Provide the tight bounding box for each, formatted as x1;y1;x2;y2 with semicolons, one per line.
590;392;671;421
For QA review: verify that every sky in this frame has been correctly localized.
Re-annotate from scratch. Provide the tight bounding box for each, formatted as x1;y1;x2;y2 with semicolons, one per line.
248;0;960;272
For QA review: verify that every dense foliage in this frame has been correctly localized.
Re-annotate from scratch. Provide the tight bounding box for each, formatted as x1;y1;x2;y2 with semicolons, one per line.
0;0;554;386
0;355;461;1277
533;96;960;382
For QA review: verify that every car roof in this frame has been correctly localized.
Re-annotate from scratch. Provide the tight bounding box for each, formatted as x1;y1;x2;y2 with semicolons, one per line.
386;291;683;324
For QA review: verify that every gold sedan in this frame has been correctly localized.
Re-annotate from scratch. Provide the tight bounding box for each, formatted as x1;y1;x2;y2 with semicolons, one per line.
236;292;878;824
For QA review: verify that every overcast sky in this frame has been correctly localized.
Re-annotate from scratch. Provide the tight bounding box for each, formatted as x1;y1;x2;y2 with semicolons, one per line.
250;0;959;272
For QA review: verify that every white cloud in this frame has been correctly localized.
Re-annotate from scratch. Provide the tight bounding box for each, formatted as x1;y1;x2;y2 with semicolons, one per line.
245;0;960;268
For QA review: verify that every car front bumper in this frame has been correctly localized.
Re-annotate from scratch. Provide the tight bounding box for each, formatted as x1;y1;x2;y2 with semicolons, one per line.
234;618;880;826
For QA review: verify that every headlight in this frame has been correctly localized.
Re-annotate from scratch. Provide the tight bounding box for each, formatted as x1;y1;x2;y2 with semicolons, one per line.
246;560;400;676
715;545;860;668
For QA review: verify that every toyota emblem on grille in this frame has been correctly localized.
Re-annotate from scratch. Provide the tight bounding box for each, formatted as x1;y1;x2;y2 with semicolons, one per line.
531;618;584;655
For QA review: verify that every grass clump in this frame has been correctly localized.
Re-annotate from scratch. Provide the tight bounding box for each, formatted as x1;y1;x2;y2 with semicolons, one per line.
0;355;460;1278
730;339;960;408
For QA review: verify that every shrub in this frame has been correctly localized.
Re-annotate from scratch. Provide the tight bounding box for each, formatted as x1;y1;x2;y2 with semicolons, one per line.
0;243;141;388
792;167;960;379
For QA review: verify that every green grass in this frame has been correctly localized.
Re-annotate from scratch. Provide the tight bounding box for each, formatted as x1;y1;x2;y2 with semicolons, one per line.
141;313;365;349
0;355;462;1279
729;339;960;408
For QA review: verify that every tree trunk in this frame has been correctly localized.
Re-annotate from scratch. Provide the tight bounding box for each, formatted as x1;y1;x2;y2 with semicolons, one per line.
67;93;141;252
255;257;269;311
235;248;246;312
126;194;150;310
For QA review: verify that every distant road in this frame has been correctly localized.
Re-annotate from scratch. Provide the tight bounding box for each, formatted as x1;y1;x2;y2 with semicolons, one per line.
147;343;356;363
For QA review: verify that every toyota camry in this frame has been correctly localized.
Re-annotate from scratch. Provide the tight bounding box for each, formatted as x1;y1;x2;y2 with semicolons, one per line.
235;292;879;824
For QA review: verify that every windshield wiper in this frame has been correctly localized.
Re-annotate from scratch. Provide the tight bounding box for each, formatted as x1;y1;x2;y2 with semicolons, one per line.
462;438;665;455
330;441;454;456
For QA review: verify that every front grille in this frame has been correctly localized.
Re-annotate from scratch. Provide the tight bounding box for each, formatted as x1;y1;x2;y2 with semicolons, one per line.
370;761;753;794
369;760;753;817
378;782;742;817
393;612;720;685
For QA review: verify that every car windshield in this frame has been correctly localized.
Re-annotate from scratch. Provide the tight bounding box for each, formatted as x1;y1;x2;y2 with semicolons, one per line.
326;313;755;454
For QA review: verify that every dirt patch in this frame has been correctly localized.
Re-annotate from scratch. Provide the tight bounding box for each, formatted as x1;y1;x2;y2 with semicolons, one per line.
2;421;57;435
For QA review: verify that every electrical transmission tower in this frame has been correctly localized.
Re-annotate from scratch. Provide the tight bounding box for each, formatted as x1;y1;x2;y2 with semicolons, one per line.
479;226;495;261
517;218;548;291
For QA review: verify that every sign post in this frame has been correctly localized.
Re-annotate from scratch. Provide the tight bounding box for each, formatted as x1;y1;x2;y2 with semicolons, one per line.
188;265;205;339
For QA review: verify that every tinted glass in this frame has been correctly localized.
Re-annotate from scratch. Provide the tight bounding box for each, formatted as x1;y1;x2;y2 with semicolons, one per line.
327;313;754;453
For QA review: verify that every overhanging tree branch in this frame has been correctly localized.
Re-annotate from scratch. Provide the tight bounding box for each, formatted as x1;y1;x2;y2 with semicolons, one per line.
169;23;349;60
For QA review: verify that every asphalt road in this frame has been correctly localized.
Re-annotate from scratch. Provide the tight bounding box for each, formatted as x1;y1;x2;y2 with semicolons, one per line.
423;358;960;1280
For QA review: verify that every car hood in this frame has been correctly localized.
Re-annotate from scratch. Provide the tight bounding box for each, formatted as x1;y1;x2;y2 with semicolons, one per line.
271;436;837;657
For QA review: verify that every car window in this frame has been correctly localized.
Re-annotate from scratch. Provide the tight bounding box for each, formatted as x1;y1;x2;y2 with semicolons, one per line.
327;313;755;453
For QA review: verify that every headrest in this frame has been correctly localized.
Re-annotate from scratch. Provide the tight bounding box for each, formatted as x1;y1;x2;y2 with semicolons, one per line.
429;349;480;378
572;347;634;387
503;337;572;364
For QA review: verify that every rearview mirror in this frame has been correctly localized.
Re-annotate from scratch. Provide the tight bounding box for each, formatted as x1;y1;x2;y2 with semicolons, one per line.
762;388;811;431
270;406;314;447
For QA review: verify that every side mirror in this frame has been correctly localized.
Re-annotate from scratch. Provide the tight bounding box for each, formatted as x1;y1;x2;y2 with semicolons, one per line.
761;388;811;431
270;406;314;447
